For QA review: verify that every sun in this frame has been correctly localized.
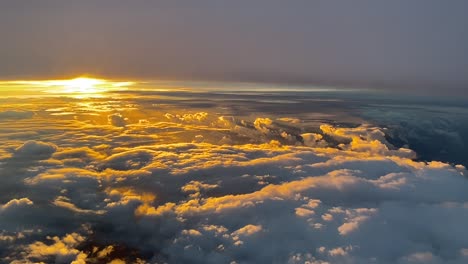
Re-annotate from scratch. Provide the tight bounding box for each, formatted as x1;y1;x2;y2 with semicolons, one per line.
37;77;108;94
60;77;104;93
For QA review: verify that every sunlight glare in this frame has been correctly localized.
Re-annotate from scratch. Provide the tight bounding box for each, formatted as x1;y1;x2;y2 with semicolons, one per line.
1;77;135;97
58;77;104;93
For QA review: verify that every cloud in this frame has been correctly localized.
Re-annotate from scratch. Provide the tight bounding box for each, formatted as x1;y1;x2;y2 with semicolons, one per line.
165;112;209;123
232;224;262;237
4;134;468;263
0;110;34;120
1;198;33;212
254;117;273;134
13;140;58;159
99;149;154;171
52;196;105;215
301;133;326;147
1;93;468;263
108;113;127;127
26;233;88;264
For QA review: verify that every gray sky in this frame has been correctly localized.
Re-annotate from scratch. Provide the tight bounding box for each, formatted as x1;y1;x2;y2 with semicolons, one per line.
1;0;467;95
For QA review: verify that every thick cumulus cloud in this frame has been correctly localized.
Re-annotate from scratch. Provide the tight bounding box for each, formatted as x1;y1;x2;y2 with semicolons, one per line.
0;91;468;263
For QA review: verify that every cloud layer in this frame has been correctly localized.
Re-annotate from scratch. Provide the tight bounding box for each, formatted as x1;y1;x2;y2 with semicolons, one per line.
0;90;468;263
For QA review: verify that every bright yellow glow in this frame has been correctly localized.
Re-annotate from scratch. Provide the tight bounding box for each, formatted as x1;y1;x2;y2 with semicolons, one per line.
53;77;105;93
1;77;135;98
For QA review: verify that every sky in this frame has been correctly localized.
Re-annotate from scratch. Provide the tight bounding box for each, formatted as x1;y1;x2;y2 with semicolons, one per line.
1;0;468;96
